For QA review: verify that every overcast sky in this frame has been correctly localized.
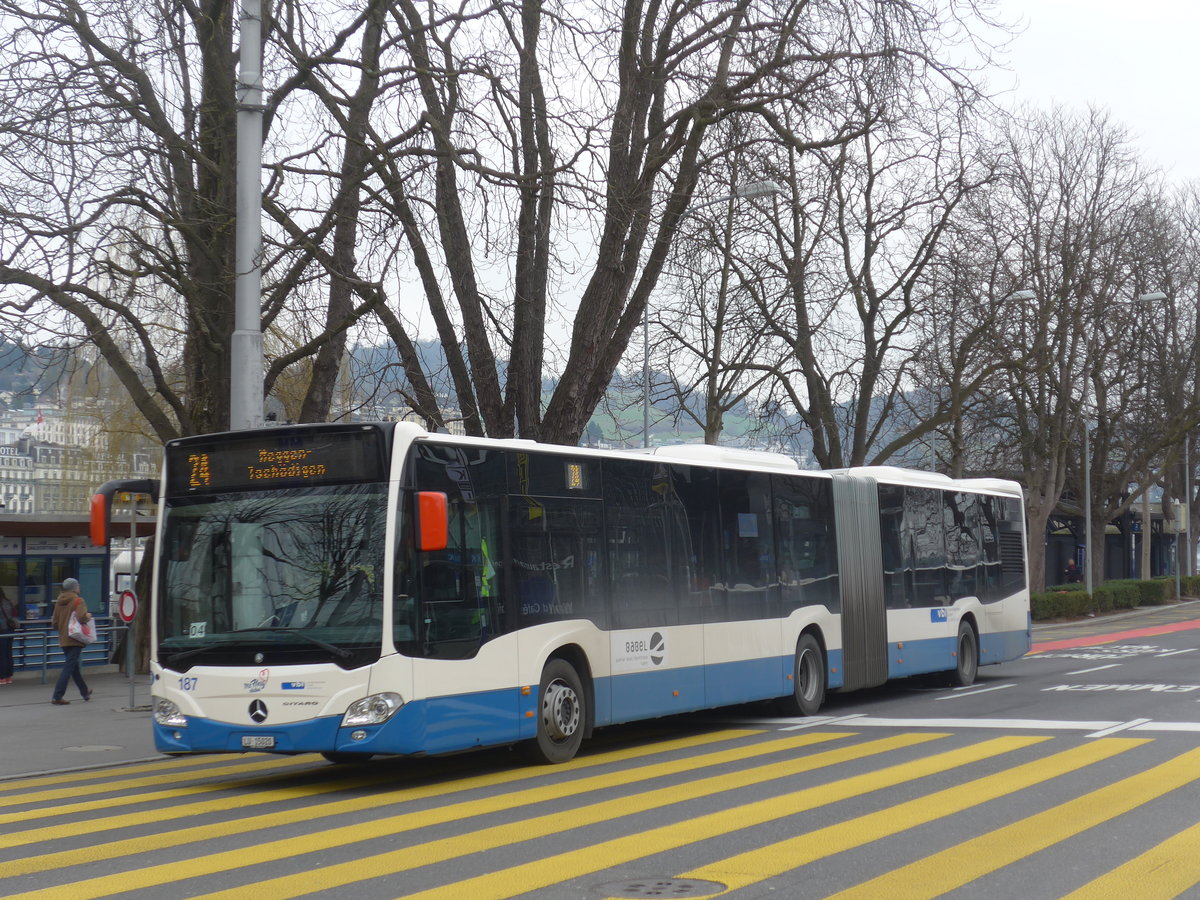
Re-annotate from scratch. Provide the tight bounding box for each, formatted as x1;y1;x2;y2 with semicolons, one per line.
998;0;1199;182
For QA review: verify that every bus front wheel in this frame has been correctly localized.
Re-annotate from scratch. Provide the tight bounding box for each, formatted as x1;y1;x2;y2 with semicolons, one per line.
780;633;825;717
953;621;978;687
530;658;586;764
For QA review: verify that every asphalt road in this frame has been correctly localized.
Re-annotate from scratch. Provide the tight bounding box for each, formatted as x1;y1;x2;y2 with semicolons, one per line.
5;601;1200;899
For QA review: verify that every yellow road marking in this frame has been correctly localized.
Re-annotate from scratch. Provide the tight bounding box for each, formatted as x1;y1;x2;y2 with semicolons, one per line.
391;736;1117;900
177;733;944;900
1062;800;1200;898
0;754;323;818
0;755;232;794
677;738;1146;896
827;745;1200;899
1;729;769;880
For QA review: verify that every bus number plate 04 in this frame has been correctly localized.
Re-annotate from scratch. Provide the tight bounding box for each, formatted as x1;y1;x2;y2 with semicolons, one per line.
241;735;275;749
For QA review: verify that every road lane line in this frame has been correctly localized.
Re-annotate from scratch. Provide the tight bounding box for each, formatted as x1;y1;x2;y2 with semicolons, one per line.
0;729;762;865
0;755;235;793
1086;718;1152;738
1063;818;1200;898
0;754;324;816
173;733;948;900
827;744;1200;900
0;734;816;897
382;735;1050;900
935;683;1016;700
672;737;1145;897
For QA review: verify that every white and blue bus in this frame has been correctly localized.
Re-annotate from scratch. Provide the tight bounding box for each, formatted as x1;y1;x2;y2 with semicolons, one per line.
90;422;1030;764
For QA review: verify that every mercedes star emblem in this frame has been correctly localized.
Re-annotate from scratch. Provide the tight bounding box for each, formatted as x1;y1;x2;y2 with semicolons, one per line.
248;699;268;723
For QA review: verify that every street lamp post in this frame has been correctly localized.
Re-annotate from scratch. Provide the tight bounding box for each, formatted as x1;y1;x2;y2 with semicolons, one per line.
231;0;265;431
1083;420;1093;595
642;179;783;448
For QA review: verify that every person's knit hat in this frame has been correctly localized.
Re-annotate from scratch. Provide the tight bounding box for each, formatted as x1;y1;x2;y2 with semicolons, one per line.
62;578;80;592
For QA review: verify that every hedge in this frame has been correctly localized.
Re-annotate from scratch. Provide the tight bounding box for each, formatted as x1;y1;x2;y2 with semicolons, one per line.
1031;575;1200;621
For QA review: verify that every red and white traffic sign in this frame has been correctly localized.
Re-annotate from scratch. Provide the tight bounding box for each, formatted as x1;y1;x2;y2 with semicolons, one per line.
118;590;138;623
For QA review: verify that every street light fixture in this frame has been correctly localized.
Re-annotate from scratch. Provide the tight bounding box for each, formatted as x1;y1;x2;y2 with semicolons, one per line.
642;179;783;448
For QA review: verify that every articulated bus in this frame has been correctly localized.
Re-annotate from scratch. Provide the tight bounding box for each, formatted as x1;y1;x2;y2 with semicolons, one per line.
90;422;1030;764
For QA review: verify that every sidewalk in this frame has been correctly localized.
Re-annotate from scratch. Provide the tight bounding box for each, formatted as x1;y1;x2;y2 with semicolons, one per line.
0;664;158;781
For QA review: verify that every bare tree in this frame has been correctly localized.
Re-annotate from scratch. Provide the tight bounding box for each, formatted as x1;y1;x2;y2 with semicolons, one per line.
735;76;998;468
0;0;1010;449
964;107;1165;590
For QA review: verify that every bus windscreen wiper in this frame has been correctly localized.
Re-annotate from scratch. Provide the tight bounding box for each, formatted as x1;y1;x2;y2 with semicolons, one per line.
230;627;353;659
161;639;242;664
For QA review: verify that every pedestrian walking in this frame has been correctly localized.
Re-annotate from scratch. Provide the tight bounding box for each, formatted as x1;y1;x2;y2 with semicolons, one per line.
50;578;92;705
1063;559;1083;585
0;588;18;684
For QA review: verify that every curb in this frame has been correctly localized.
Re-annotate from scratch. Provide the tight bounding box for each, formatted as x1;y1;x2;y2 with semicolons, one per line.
0;756;167;784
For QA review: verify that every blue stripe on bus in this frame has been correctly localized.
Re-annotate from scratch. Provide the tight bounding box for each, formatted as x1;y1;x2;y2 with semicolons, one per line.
886;628;1030;679
981;627;1033;664
154;687;526;757
153;714;343;754
152;631;1026;757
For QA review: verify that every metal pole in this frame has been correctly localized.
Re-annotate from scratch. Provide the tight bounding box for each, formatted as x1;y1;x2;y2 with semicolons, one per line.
642;306;649;448
1180;439;1190;580
128;503;136;708
1141;480;1151;579
231;0;265;431
1175;526;1182;601
1084;423;1093;596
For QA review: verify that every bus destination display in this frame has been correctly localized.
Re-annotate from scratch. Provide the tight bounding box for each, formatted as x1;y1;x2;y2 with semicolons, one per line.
165;427;386;494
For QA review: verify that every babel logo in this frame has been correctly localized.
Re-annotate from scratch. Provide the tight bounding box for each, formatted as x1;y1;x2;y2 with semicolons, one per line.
649;632;665;666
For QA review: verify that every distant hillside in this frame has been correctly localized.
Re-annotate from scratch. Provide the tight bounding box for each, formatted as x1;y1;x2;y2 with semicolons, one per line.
0;340;71;408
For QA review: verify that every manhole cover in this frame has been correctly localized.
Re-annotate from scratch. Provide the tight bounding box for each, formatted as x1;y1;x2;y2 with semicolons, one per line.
63;745;124;752
597;879;726;898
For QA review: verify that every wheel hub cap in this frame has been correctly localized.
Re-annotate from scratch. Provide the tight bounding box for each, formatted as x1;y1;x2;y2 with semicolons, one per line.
542;680;580;741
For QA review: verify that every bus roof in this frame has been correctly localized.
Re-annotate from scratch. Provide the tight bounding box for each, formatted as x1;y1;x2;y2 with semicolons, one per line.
836;465;1024;497
396;425;1020;494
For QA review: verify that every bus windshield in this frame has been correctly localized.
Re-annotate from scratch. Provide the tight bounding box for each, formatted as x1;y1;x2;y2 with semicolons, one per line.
156;483;388;671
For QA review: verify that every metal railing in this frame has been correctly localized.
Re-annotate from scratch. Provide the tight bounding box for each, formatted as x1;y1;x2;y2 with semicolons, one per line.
3;618;122;683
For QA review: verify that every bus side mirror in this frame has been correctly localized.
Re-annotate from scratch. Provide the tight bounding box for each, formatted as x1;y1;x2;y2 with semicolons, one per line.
89;492;111;547
415;491;449;552
90;478;160;546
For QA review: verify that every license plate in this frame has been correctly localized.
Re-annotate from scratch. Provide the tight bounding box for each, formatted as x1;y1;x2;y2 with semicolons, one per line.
241;735;275;749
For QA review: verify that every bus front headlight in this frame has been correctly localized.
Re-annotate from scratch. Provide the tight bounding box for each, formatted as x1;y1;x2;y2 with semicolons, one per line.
154;698;188;727
342;692;404;727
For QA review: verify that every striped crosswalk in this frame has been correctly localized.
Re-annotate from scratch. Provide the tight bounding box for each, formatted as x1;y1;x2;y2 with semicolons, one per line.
2;727;1199;899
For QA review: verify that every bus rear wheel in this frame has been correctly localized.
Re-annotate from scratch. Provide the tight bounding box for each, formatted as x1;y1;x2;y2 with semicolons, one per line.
953;621;978;687
779;633;825;717
530;659;586;764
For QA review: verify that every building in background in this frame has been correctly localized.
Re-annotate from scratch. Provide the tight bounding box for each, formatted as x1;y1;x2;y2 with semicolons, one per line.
0;406;158;515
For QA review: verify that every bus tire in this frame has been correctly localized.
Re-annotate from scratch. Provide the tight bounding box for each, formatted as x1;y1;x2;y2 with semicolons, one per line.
953;620;978;687
779;633;825;717
530;658;586;764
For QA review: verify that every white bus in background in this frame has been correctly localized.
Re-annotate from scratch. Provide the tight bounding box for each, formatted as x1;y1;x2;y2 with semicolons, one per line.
91;422;1031;765
107;549;135;618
